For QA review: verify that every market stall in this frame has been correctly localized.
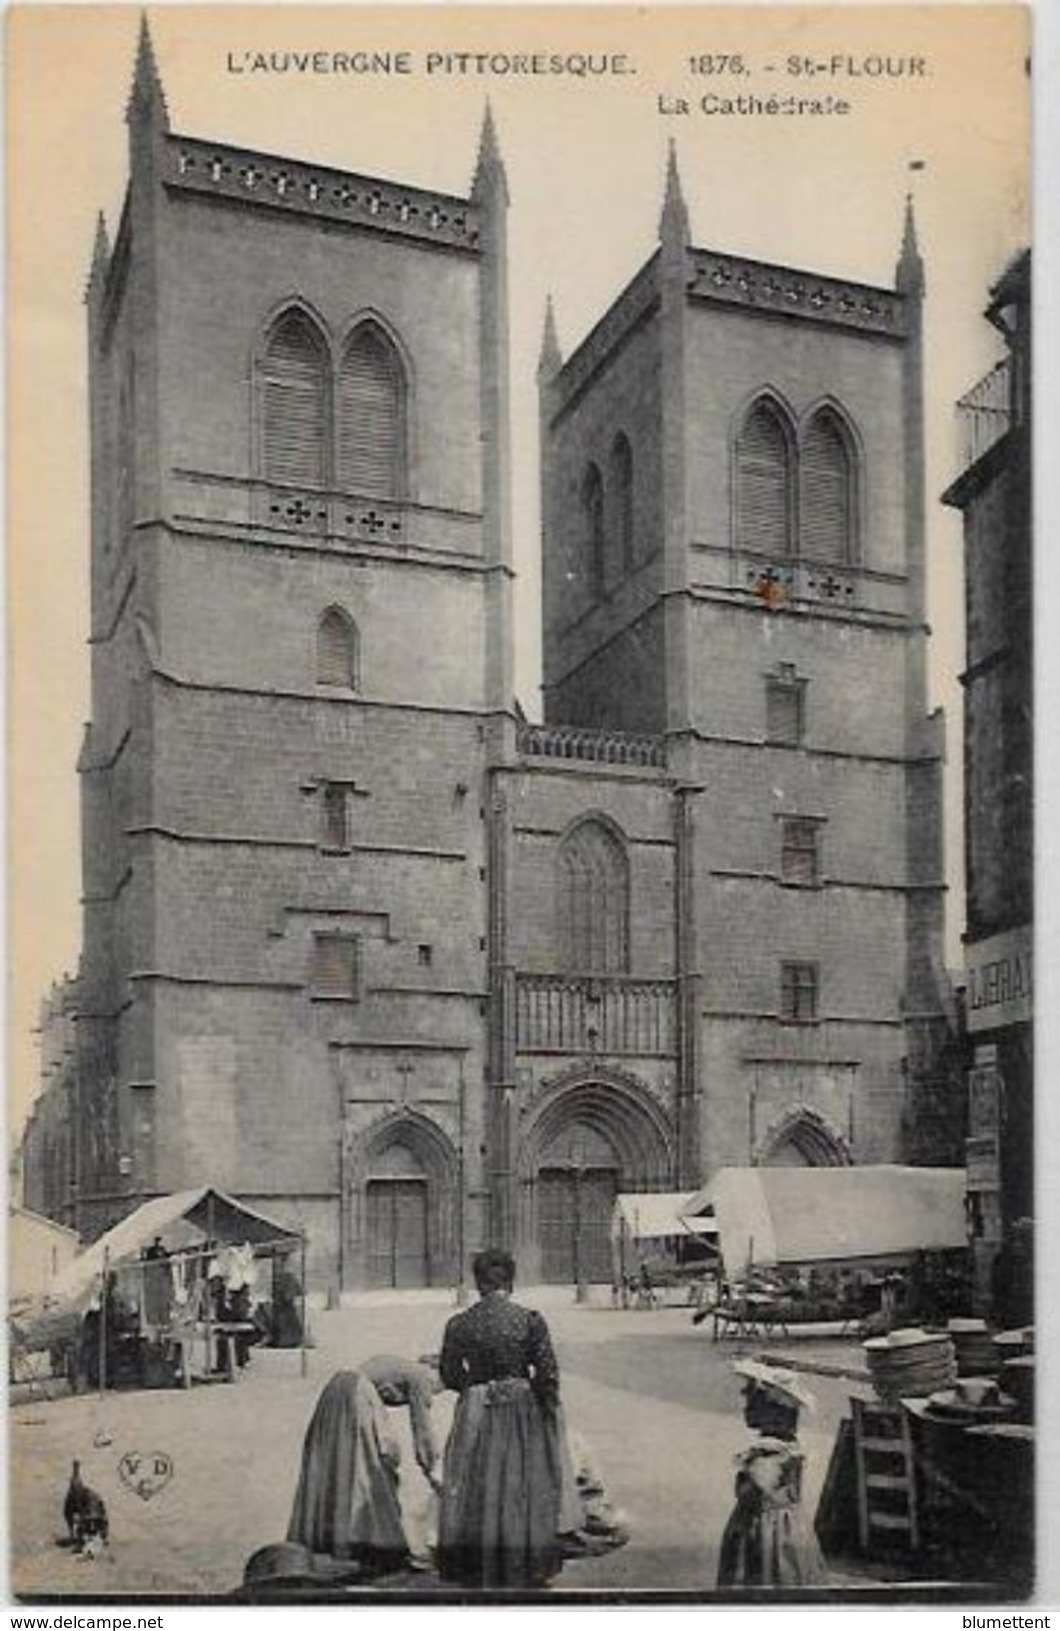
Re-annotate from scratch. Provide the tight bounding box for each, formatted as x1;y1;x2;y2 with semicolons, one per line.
680;1166;968;1336
35;1187;305;1392
609;1192;717;1304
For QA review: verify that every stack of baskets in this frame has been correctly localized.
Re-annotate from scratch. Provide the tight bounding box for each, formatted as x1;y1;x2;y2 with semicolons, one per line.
948;1317;999;1377
863;1327;958;1402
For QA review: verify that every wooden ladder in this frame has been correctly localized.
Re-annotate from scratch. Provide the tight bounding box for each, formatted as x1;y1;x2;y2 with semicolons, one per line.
851;1396;919;1555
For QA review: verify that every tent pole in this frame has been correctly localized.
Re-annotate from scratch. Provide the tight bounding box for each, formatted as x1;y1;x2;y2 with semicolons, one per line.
98;1246;109;1398
205;1192;216;1377
299;1233;308;1378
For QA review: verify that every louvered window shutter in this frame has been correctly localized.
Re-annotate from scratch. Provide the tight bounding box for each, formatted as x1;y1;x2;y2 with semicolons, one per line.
736;406;792;554
316;610;358;689
311;935;359;998
338;328;404;498
263;316;327;486
802;414;851;562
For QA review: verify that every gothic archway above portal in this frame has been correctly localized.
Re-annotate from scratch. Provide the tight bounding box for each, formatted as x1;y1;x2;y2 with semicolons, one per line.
756;1103;853;1168
518;1067;674;1189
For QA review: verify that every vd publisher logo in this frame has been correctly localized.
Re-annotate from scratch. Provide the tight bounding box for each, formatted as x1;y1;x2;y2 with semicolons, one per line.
117;1450;174;1502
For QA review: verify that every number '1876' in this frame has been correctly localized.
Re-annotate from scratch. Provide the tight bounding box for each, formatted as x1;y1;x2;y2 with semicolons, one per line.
688;54;748;75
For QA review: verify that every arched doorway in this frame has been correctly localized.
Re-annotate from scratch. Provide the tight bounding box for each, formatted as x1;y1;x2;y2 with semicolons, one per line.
354;1113;457;1288
518;1074;674;1284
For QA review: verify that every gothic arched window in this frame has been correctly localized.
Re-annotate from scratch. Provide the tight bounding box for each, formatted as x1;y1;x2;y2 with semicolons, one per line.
801;409;856;563
735;400;794;555
316;606;360;689
582;463;605;599
610;433;635;573
337;323;406;499
261;310;328;486
558;818;629;973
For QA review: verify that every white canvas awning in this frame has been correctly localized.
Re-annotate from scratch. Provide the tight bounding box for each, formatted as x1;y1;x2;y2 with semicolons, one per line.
48;1186;300;1312
610;1191;718;1245
679;1166;967;1268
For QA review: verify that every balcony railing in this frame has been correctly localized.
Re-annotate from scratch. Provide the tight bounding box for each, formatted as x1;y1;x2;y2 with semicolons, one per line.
957;357;1012;470
517;722;666;769
515;973;676;1056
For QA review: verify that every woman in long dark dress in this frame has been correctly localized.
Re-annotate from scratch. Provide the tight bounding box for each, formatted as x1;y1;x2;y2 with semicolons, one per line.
436;1248;564;1587
717;1359;826;1588
287;1370;409;1576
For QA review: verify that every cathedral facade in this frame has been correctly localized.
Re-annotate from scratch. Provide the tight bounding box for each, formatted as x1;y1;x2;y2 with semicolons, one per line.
58;27;946;1286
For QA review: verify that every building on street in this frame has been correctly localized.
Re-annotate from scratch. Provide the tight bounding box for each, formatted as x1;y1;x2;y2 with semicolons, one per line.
942;249;1032;1313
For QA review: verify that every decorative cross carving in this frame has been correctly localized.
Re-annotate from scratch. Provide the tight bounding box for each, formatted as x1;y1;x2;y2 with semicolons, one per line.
394;1061;415;1105
749;565;790;612
239;165;263;190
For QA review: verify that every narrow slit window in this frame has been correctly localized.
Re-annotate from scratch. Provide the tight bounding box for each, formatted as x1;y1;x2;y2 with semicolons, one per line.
780;961;818;1023
780;819;819;886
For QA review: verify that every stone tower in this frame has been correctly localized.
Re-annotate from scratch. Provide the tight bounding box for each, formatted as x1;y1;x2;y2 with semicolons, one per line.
534;146;946;1233
76;22;512;1284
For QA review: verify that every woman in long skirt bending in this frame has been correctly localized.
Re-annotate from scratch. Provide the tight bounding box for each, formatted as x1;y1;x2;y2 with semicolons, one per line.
287;1370;409;1577
436;1248;564;1587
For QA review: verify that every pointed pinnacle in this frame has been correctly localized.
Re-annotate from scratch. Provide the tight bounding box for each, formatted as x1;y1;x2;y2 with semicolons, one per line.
659;138;690;247
472;100;508;203
92;211;111;270
127;12;170;129
537;295;562;381
896;191;924;294
84;213;111;303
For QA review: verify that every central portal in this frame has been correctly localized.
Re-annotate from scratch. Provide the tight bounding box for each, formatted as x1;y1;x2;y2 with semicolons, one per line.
517;1072;675;1285
537;1122;618;1284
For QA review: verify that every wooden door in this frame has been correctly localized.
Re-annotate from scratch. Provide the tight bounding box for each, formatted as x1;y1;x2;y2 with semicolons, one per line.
537;1167;618;1283
365;1179;429;1288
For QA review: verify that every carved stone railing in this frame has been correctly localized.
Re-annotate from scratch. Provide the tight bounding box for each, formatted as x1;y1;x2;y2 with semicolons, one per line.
739;556;859;610
254;484;406;546
687;249;905;338
515;973;676;1056
165;135;481;254
957;357;1012;470
170;471;481;554
517;722;666;769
